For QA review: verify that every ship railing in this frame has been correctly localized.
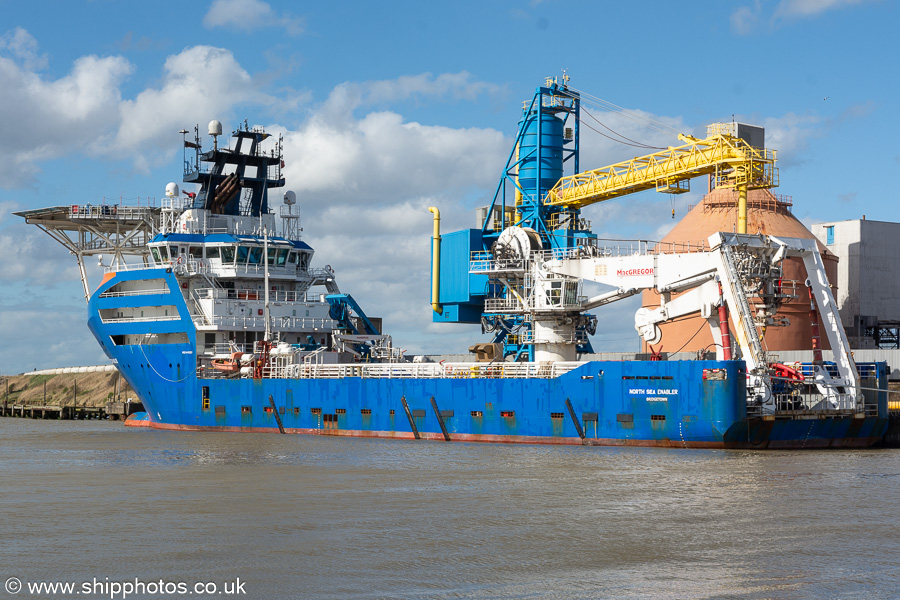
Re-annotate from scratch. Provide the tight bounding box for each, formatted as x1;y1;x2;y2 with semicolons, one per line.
548;211;592;232
540;240;655;262
193;315;337;330
222;263;299;277
747;380;877;418
746;398;874;418
483;297;524;313
182;259;211;275
174;222;269;236
645;240;712;254
520;327;588;345
193;287;313;303
103;258;209;274
98;287;170;298
69;204;158;221
484;294;588;313
100;261;157;273
307;267;337;286
470;239;709;268
100;315;182;324
208;342;251;355
106;260;302;278
469;253;528;273
267;361;582;380
541;239;712;262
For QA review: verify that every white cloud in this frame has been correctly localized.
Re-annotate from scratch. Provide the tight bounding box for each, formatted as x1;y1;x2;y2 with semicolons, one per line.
203;0;304;36
0;27;47;70
774;0;874;18
110;46;269;171
356;72;504;105
0;225;85;285
280;83;507;203
269;86;696;357
0;201;20;226
734;0;877;32
0;61;514;367
293;75;511;213
0;36;279;185
0;303;108;372
0;33;132;187
309;71;506;124
0;39;705;366
271;85;508;355
759;112;822;166
731;1;762;35
576;107;688;169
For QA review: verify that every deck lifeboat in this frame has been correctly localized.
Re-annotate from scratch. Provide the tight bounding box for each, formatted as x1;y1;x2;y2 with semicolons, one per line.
211;352;244;373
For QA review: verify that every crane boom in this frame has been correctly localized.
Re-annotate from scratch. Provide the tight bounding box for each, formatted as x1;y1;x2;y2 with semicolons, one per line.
544;129;778;210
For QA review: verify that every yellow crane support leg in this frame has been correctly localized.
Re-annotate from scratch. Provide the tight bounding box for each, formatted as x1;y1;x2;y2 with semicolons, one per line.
738;185;748;234
429;207;443;314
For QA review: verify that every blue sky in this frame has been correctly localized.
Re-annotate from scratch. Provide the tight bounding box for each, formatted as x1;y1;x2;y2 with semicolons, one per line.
0;0;896;373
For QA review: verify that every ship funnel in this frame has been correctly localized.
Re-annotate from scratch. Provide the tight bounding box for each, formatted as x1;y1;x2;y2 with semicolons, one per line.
165;182;180;198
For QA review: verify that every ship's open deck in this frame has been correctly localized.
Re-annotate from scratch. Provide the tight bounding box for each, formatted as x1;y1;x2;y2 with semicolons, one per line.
200;361;585;380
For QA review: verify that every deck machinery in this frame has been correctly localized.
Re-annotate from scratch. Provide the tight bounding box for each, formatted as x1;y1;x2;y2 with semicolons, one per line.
431;76;864;415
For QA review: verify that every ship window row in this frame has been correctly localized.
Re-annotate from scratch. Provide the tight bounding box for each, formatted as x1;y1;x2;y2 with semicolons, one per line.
150;244;310;269
201;404;602;423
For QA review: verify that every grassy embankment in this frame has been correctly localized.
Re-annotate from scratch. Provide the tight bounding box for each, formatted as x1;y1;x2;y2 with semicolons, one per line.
0;371;134;408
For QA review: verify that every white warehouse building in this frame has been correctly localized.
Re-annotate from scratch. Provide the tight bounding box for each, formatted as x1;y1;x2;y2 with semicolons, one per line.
812;218;900;348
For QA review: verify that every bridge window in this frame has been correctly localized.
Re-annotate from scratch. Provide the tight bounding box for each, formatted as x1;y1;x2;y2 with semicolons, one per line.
287;251;297;264
267;247;276;265
276;248;288;266
248;247;262;264
189;246;202;259
151;247;163;264
221;246;235;263
236;246;249;264
206;246;220;259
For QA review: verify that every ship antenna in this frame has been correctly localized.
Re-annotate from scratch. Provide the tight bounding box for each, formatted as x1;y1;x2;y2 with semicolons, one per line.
263;225;271;343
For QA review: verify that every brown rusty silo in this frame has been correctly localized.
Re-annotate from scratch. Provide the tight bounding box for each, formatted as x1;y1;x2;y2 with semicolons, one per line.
640;186;838;354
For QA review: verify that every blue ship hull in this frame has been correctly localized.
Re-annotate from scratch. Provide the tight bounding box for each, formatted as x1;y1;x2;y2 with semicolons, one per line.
88;270;887;449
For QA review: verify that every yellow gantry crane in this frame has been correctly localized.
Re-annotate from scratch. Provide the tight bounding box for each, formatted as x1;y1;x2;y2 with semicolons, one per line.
543;123;779;234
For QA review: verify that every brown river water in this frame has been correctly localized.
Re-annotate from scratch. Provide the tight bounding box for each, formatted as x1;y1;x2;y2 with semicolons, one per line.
1;418;898;599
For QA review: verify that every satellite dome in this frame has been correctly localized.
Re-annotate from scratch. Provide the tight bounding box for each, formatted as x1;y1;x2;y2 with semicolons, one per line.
283;190;296;205
165;182;180;198
208;120;223;136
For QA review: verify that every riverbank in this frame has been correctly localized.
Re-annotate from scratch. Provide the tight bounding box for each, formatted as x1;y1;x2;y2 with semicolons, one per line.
0;370;134;410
